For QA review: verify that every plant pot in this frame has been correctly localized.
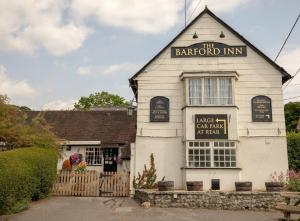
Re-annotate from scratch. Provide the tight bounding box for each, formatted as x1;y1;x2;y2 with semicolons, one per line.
265;182;284;192
235;181;252;191
186;181;203;191
158;181;174;191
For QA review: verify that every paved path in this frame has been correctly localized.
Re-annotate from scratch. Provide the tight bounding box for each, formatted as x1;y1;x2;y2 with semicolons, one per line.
0;197;297;221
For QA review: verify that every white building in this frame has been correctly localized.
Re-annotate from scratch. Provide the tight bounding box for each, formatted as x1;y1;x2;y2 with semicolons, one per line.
129;7;291;191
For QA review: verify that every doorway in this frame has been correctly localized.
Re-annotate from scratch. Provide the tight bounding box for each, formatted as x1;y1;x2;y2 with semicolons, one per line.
103;148;118;172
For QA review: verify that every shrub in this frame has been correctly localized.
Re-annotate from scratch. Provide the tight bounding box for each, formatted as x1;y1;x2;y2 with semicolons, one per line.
287;132;300;171
285;170;300;192
133;153;160;189
0;147;58;214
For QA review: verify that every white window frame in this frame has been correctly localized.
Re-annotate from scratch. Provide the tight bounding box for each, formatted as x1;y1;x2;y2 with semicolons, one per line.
85;147;103;166
188;77;235;106
187;141;237;168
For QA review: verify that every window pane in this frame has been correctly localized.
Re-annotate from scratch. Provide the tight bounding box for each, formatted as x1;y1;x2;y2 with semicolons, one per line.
189;79;202;105
204;78;218;104
219;78;232;105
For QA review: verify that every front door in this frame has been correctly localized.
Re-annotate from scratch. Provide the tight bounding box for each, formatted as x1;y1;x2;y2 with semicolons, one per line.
103;148;118;172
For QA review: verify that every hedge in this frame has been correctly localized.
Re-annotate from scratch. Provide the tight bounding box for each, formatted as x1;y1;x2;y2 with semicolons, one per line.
287;132;300;171
0;147;58;214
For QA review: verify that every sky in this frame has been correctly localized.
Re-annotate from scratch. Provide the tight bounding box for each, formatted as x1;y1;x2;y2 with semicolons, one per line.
0;0;299;110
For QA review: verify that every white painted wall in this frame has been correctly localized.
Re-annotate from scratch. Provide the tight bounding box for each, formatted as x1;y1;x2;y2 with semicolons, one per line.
132;12;288;191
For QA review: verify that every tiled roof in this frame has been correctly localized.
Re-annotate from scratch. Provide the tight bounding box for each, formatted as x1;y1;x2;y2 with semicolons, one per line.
26;109;136;146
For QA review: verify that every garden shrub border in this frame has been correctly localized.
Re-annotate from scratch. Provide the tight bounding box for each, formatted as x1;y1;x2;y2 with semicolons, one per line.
0;147;58;215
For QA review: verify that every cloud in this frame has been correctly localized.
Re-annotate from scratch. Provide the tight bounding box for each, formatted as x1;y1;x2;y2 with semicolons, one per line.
0;65;37;98
187;0;249;22
102;62;140;75
77;66;93;76
0;0;252;55
278;47;300;102
71;0;183;34
0;0;89;55
42;99;76;110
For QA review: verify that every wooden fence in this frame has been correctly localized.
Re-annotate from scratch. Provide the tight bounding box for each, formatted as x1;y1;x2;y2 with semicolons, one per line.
52;170;100;197
52;171;130;197
100;172;130;197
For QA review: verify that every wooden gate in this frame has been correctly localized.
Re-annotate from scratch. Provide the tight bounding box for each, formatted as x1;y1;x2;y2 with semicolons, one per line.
52;170;100;196
100;172;130;197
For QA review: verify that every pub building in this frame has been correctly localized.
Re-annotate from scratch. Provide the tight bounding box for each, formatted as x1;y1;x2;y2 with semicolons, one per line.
129;7;291;191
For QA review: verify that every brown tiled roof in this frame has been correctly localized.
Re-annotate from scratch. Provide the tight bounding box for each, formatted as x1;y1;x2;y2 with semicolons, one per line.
26;109;136;146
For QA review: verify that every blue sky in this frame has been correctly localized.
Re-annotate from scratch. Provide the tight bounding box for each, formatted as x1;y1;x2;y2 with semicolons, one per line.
0;0;299;110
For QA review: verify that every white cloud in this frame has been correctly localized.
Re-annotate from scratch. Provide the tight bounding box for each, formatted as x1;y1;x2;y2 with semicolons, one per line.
187;0;249;22
0;0;252;55
0;0;89;55
77;66;93;76
102;62;140;75
0;65;37;98
278;47;300;102
71;0;183;34
42;99;76;110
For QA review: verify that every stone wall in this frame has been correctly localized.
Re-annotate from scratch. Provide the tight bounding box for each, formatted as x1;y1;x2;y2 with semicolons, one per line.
135;189;285;210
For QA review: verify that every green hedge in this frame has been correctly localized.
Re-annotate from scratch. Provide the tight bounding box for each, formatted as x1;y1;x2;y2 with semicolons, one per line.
0;147;58;214
287;132;300;171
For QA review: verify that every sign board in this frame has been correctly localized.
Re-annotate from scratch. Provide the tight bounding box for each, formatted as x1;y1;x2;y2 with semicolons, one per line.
171;42;247;58
195;114;228;139
150;96;169;122
252;96;272;122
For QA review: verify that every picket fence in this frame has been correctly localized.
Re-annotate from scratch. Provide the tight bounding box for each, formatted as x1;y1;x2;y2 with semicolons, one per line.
52;171;130;197
52;170;100;197
100;172;130;197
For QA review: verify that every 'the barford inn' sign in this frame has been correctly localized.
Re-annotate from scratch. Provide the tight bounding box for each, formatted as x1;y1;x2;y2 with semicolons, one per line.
195;114;228;139
171;42;247;58
150;96;169;122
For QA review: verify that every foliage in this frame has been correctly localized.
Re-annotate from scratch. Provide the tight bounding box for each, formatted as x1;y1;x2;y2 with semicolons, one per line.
75;161;87;173
62;159;72;171
285;170;300;192
133;153;158;189
0;147;58;214
284;102;300;132
74;91;130;109
287;132;300;171
0;94;57;149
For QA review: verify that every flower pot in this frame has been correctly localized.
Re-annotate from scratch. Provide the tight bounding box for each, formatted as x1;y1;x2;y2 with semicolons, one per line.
235;181;252;191
158;181;174;191
186;181;203;191
265;182;284;192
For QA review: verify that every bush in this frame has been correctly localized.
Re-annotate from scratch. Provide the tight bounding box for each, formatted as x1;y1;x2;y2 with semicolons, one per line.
287;132;300;171
0;147;58;214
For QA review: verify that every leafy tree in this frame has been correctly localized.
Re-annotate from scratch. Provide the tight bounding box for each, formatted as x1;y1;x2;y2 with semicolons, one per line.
284;102;300;132
287;132;300;171
74;91;130;109
0;94;57;149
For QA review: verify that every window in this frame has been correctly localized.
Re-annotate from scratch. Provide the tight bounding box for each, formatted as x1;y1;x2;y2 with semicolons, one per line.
189;77;233;105
85;147;103;166
187;141;236;168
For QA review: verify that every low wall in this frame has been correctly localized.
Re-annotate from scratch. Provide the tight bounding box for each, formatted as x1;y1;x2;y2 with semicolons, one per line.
135;189;285;210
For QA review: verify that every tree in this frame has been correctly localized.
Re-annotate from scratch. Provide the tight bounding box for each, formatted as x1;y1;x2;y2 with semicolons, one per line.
284;102;300;132
0;94;57;149
74;91;130;109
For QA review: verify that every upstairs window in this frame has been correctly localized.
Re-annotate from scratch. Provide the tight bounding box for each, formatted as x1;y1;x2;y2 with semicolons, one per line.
189;77;233;105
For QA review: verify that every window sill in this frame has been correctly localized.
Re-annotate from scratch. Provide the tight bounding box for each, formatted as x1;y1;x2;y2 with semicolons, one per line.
182;105;238;110
181;167;242;170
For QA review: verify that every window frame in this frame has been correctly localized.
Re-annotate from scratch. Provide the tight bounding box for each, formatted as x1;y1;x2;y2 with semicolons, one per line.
186;141;237;168
187;76;235;106
85;146;103;166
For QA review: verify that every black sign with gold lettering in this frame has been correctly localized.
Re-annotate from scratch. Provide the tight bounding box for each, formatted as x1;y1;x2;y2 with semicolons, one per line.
171;42;247;58
195;114;228;139
252;95;272;122
150;96;169;122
